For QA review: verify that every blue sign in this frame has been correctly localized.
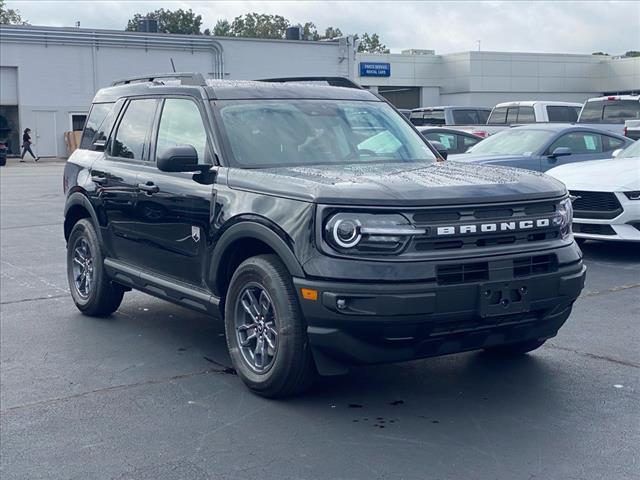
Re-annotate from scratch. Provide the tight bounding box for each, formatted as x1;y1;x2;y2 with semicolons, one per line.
359;62;391;77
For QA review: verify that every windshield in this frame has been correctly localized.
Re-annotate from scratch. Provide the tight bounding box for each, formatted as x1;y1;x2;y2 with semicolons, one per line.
216;100;436;168
618;139;640;159
466;128;555;156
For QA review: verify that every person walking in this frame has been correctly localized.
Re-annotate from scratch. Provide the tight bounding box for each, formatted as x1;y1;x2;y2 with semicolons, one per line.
21;128;39;162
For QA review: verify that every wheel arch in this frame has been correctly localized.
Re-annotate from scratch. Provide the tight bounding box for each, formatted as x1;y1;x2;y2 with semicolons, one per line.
210;221;305;300
64;192;102;244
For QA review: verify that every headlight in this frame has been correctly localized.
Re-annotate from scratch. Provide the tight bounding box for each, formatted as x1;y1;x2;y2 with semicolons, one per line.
552;197;573;239
324;212;425;254
624;191;640;200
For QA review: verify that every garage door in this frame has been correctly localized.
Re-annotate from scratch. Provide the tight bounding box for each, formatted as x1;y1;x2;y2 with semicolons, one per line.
0;67;18;105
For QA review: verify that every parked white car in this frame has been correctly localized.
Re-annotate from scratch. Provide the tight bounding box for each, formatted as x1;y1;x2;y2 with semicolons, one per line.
546;140;640;242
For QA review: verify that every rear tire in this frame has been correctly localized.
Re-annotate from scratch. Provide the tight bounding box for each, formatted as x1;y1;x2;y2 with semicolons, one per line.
67;219;124;316
485;339;546;355
224;254;315;398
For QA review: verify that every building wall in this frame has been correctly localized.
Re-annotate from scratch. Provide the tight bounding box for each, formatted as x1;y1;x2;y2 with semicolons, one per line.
0;26;354;157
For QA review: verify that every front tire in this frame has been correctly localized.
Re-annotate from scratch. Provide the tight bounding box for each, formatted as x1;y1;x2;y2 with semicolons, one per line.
224;254;315;398
67;219;124;316
484;339;546;355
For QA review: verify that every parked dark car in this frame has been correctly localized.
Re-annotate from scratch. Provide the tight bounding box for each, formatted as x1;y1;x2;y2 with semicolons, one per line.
0;143;7;166
417;127;483;154
63;74;585;397
410;106;491;126
449;124;633;172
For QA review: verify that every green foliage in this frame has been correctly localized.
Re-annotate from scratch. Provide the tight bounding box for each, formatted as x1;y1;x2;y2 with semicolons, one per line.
125;8;203;35
356;33;390;53
323;27;343;40
592;51;609;56
0;0;26;25
623;51;640;58
226;12;290;39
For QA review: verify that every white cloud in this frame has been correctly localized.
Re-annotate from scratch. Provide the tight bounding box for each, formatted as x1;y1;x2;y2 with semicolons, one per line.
6;0;639;55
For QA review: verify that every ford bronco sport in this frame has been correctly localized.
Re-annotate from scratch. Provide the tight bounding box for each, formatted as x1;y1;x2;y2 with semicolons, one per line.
63;74;586;397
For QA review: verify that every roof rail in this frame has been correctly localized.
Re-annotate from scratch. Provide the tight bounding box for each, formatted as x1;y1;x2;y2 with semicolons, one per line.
111;72;206;87
258;76;363;90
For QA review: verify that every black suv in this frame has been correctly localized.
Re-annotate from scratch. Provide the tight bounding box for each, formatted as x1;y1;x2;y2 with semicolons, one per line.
64;74;586;397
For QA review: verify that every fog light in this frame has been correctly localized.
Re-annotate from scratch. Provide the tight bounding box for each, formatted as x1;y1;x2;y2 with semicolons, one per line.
336;298;347;310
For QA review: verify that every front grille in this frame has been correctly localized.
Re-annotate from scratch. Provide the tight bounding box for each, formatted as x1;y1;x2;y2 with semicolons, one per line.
436;262;489;285
574;223;616;235
571;191;622;219
436;254;558;285
514;254;557;277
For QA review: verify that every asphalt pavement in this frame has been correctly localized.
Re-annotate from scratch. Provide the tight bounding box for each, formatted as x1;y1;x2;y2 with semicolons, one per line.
1;162;639;480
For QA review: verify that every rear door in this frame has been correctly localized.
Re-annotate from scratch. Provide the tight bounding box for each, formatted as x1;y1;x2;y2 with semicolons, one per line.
90;98;159;265
131;97;216;287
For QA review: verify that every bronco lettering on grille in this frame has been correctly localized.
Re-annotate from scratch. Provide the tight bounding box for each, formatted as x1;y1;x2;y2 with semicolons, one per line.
436;218;550;236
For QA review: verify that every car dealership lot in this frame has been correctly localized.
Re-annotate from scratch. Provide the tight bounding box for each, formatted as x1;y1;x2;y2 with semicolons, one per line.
1;163;638;480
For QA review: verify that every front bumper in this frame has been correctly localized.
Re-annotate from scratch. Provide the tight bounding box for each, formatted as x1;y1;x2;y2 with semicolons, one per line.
573;193;640;242
294;245;586;373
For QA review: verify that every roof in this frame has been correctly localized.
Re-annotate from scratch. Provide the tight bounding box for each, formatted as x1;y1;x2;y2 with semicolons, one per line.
93;77;379;103
509;123;628;137
411;106;491;112
585;95;640;102
493;101;583;108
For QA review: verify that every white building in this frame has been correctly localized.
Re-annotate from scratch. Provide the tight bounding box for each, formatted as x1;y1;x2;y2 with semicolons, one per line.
1;25;638;157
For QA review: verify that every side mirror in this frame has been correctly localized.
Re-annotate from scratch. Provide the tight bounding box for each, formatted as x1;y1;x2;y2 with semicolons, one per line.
548;147;572;159
611;148;624;158
93;139;107;151
157;145;208;173
430;140;448;160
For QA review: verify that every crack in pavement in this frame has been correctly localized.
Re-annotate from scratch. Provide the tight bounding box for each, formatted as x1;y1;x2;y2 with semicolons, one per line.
545;344;640;368
580;283;640;298
1;365;236;414
1;293;69;306
1;222;62;230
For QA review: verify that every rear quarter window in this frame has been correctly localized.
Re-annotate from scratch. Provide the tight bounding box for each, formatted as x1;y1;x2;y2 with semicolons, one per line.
80;102;117;150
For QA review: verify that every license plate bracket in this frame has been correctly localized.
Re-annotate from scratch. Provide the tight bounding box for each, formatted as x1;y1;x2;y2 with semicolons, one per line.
478;281;531;318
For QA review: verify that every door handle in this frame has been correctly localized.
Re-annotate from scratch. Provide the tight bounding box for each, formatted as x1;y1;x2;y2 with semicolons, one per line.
91;175;108;185
137;182;159;194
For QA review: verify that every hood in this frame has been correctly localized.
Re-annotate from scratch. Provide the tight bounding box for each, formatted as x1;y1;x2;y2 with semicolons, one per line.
546;157;640;191
226;161;566;206
448;153;531;165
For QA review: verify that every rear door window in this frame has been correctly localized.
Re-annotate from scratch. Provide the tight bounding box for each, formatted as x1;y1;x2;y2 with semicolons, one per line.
506;107;519;124
487;107;507;125
461;135;481;151
602;101;640;124
419;110;446;126
111;99;157;160
452;109;480;125
478;110;490;124
516;106;535;123
547;105;580;122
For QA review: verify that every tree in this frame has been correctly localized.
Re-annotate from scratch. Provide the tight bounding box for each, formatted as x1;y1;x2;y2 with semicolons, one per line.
125;8;203;35
211;19;231;36
0;0;26;25
323;27;343;40
302;22;320;41
624;50;640;58
356;33;389;53
226;12;290;39
592;51;609;56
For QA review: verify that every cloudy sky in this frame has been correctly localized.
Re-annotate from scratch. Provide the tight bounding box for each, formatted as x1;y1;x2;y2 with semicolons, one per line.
6;1;639;55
